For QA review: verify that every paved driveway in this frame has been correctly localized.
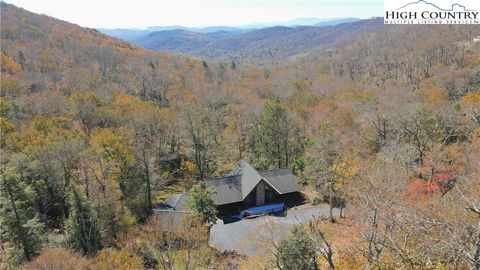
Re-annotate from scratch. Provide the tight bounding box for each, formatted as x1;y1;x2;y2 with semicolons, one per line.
209;205;340;256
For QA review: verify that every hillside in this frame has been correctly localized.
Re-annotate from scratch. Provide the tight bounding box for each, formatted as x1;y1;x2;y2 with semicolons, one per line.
132;19;383;62
0;2;218;104
1;3;145;54
1;2;480;270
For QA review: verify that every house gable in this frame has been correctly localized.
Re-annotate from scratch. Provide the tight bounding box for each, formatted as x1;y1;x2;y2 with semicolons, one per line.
206;159;299;206
243;179;281;199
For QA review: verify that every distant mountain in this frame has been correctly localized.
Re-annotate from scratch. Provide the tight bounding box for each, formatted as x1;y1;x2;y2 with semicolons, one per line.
201;17;361;28
146;25;251;33
315;18;361;26
98;26;252;42
134;29;238;52
97;28;151;42
242;17;360;28
132;19;382;62
98;17;360;42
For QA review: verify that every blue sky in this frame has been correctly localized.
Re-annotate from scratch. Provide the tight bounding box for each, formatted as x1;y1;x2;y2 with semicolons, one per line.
6;0;383;29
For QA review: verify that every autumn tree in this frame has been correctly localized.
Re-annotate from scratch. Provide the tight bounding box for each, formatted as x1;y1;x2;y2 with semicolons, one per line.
461;92;480;128
134;62;171;106
367;114;392;152
0;117;15;147
396;108;458;167
20;248;90;270
68;92;111;135
89;128;139;244
92;248;143;270
125;99;163;213
223;109;257;161
431;134;480;270
306;126;349;221
10;116;85;227
184;103;225;179
350;162;403;267
125;217;213;270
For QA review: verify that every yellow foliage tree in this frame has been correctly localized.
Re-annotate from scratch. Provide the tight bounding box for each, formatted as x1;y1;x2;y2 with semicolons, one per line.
0;52;21;74
20;248;90;270
93;249;142;270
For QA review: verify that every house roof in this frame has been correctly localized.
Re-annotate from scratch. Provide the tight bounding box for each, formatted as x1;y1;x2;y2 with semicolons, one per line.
260;168;298;194
159;193;188;210
206;159;298;205
206;175;243;205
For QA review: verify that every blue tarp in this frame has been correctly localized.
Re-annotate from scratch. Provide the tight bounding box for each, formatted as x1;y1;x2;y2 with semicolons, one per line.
237;203;285;219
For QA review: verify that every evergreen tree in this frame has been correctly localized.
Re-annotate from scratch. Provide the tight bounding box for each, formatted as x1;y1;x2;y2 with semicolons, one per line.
275;224;335;270
275;226;318;270
186;182;217;227
0;168;45;265
65;189;102;256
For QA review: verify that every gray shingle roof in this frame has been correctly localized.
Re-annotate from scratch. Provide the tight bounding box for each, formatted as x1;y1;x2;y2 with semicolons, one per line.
206;174;243;205
260;169;299;194
159;193;188;210
233;160;264;199
206;160;298;205
154;194;192;231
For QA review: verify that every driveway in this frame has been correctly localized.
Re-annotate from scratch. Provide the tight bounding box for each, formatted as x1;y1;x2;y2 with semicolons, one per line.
209;205;340;256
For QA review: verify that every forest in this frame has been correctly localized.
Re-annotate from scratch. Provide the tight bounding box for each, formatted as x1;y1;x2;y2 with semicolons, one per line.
1;2;480;270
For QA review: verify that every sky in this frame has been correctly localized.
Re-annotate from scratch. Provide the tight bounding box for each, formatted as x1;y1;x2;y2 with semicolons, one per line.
5;0;383;29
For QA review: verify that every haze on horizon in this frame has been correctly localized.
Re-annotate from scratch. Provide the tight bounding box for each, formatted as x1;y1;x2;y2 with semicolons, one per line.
4;0;383;29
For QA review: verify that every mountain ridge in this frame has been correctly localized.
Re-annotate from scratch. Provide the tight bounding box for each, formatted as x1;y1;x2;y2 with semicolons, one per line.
97;17;360;42
131;18;383;62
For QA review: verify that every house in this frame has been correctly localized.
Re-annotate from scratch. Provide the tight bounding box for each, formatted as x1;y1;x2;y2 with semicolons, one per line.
206;159;302;216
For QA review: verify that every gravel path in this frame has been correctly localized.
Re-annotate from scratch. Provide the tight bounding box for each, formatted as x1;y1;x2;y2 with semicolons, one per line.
209;205;340;256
